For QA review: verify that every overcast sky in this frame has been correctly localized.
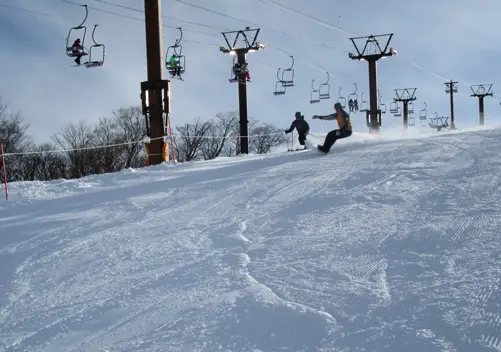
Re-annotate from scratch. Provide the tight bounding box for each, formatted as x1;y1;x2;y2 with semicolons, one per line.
1;0;501;143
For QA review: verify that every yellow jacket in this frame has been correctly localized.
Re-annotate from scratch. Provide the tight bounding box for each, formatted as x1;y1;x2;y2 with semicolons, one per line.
317;110;352;131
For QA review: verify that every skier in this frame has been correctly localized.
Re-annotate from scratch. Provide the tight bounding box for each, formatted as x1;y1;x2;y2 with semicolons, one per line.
285;112;310;148
312;102;352;153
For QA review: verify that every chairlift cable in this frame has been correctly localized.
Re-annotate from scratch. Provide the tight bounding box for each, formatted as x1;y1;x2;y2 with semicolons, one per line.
61;0;221;39
92;0;231;31
0;4;50;16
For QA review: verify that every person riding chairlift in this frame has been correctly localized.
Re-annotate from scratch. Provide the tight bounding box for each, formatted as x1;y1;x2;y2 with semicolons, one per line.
233;62;250;81
72;38;84;65
168;55;181;76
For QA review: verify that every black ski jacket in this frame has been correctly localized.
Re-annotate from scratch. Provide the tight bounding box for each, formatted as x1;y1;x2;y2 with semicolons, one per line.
286;119;310;134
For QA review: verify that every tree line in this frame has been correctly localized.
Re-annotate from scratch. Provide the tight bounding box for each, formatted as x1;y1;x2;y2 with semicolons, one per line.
0;100;286;182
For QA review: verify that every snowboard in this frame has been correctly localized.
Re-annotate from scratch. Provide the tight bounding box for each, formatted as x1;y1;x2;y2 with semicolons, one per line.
304;140;328;154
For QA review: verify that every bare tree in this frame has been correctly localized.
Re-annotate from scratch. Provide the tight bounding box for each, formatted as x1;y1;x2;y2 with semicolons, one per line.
51;121;95;179
175;118;212;162
0;98;33;181
20;143;67;181
112;106;146;168
89;117;122;174
201;112;238;160
250;124;286;154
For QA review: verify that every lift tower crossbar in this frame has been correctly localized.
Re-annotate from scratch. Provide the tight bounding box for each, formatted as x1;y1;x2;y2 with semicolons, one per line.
393;88;417;129
470;84;493;125
220;27;264;154
348;33;397;132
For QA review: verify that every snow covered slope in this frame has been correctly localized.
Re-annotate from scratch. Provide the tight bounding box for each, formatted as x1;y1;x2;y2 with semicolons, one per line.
1;126;501;351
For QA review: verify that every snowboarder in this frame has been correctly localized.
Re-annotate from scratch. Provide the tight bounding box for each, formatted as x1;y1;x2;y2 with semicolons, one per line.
285;112;310;148
348;99;354;112
312;102;352;153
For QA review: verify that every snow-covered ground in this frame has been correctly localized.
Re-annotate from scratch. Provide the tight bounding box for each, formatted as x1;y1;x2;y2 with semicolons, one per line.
1;125;501;351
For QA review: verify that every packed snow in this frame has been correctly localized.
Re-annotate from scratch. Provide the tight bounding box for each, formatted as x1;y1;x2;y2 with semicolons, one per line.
1;126;501;351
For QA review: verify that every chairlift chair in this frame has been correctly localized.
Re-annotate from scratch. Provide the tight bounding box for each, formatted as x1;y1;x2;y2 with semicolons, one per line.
419;102;427;120
360;92;368;112
390;101;399;114
348;83;358;101
273;68;286;95
408;101;414;113
337;87;346;108
310;79;320;104
378;95;386;114
66;5;88;58
280;55;294;87
165;28;186;79
84;25;105;68
229;56;249;84
319;71;330;99
394;106;402;117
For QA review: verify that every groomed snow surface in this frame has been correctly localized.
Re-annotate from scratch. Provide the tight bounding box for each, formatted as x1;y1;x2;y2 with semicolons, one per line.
1;126;501;352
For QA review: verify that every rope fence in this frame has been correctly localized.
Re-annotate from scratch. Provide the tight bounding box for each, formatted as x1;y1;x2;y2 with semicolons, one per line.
0;132;325;157
0;131;327;200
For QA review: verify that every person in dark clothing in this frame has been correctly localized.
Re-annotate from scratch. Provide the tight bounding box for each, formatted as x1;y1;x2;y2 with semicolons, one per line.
312;102;352;153
72;38;85;65
285;111;310;148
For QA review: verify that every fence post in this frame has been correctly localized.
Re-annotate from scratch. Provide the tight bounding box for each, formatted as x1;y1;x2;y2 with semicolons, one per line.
167;117;176;164
0;143;8;200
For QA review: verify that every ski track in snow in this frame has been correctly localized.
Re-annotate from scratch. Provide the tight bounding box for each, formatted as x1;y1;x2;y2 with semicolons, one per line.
1;127;501;351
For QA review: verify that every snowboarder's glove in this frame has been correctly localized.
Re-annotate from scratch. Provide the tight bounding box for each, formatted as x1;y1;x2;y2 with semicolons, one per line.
312;115;318;119
285;129;289;134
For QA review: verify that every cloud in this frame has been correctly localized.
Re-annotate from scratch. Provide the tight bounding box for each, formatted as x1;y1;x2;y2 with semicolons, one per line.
1;0;500;144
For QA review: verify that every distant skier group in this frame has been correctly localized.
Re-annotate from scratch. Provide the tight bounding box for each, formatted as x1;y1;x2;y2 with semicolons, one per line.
285;102;352;153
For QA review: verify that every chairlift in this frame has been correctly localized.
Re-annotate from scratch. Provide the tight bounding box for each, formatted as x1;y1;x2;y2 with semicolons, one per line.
360;92;368;112
378;95;386;114
348;83;358;101
408;101;414;113
66;4;88;58
280;55;294;87
337;87;346;108
84;25;105;68
390;101;399;114
419;102;427;120
229;56;249;84
310;79;320;104
165;28;186;79
394;106;402;117
319;71;330;99
273;68;286;95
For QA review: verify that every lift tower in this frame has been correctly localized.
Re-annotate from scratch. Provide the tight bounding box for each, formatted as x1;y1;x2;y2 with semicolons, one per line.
220;27;264;154
348;34;397;132
470;84;493;125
